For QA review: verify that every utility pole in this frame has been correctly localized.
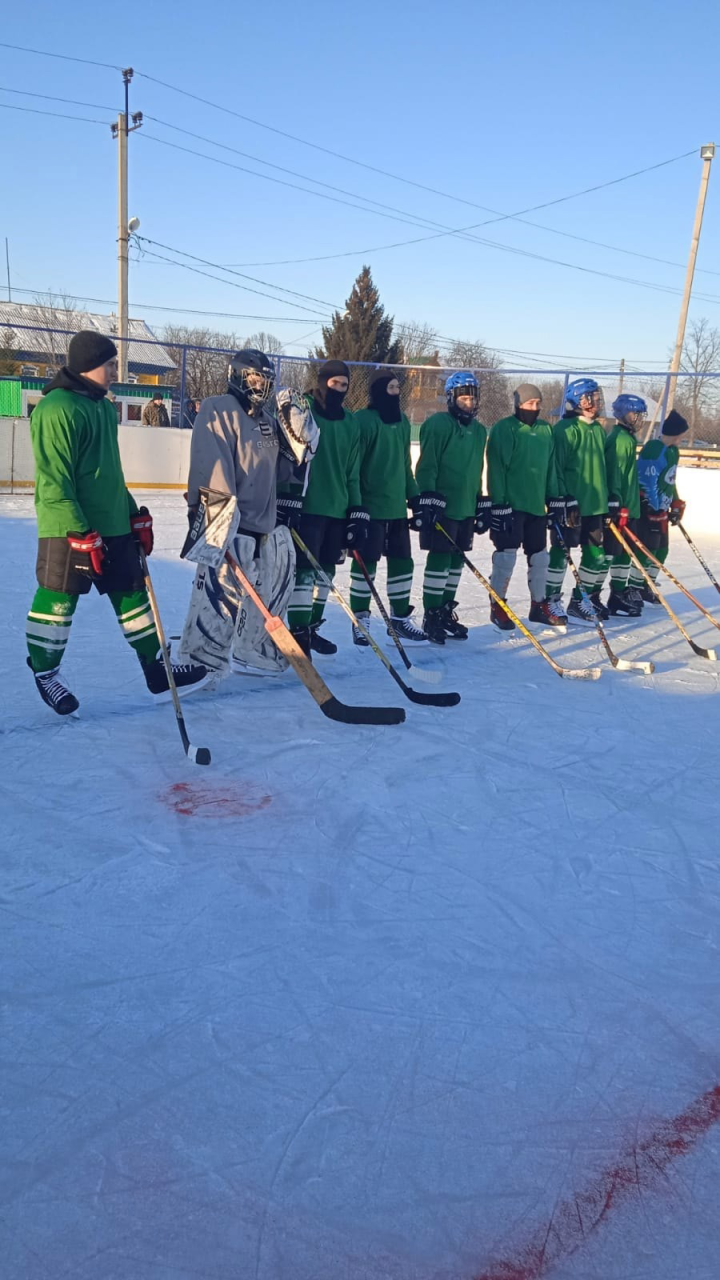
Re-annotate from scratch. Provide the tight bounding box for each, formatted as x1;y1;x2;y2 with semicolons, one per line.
618;357;625;396
111;69;142;383
5;238;11;301
665;142;715;417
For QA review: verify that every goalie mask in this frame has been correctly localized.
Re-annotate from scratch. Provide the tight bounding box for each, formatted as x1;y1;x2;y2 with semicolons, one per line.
228;348;276;413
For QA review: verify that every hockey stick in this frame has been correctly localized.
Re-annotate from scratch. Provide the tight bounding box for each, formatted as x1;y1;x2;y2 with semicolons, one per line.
623;526;720;633
292;531;461;707
434;523;602;681
607;522;717;662
552;522;654;674
139;548;211;765
351;549;441;684
678;523;720;596
225;553;405;725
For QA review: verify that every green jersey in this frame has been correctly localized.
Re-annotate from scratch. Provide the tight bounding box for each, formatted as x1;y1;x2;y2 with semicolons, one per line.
30;381;138;539
415;411;487;521
354;408;418;520
552;415;608;516
637;439;680;512
604;424;641;518
300;397;362;518
487;414;555;517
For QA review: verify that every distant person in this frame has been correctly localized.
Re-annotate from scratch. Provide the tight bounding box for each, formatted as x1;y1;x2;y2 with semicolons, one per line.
141;391;170;427
635;409;689;602
183;398;201;429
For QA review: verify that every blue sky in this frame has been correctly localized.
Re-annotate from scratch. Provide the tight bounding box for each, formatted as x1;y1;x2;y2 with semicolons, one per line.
1;0;719;374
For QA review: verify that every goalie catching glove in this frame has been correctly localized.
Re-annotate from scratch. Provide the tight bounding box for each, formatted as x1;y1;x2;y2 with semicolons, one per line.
275;389;320;469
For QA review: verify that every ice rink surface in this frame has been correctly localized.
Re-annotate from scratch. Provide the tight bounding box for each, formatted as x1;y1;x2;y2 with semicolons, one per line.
2;492;719;1280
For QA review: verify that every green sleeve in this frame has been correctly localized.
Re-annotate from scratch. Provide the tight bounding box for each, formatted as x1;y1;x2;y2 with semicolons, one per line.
487;419;513;504
553;421;573;495
403;416;419;502
126;489;139;517
32;403;89;533
604;436;621;502
346;415;362;509
669;444;680;498
546;430;558;499
415;416;447;493
477;424;487;497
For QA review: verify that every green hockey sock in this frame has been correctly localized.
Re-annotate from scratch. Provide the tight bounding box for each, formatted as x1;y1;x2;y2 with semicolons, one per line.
575;544;608;600
310;563;335;625
545;545;567;599
288;567;315;630
26;587;78;674
442;554;464;605
423;552;451;610
349;557;375;614
386;556;413;617
109;590;159;664
610;551;631;593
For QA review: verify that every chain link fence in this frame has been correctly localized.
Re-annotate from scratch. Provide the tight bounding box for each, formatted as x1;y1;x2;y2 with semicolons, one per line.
2;320;720;451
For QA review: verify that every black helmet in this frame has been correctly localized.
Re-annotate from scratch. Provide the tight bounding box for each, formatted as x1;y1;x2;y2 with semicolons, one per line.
228;348;276;408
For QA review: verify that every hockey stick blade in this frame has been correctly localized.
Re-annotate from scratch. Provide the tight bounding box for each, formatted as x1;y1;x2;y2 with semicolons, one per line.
294;533;460;708
226;554;405;725
611;656;655;675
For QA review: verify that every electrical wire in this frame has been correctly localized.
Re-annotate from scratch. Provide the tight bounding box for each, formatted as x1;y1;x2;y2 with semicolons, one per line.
0;40;121;70
133;245;331;318
0;84;118;112
0;101;109;126
4;285;321;323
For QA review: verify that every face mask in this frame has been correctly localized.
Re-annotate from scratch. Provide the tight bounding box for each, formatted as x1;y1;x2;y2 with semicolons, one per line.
515;407;540;426
370;383;402;424
315;384;347;420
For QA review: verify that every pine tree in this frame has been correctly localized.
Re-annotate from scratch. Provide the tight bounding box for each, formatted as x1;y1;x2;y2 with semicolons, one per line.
315;266;404;366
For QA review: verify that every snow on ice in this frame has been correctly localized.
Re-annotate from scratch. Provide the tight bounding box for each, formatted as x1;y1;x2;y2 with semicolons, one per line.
1;493;719;1280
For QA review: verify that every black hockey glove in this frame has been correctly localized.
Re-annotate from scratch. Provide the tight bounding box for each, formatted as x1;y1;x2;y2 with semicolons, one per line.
546;497;566;529
275;495;304;531
669;497;686;526
606;496;621;527
565;495;581;529
345;507;370;549
474;497;492;535
410;491;446;532
490;504;513;538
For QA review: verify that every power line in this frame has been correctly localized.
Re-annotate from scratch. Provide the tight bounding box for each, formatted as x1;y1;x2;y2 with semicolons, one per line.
4;285;321;323
134;234;342;310
0;84;118;112
0;40;120;70
132;244;331;318
0;101;109;126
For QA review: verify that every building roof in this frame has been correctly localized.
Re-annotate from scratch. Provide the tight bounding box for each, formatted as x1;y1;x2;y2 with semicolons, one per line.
0;302;176;372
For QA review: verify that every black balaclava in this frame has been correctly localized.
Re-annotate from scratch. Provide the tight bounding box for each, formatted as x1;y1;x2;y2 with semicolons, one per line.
369;371;402;424
513;383;542;426
313;360;350;420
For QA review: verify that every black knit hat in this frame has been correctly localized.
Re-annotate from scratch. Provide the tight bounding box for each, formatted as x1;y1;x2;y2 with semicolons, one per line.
67;330;118;374
661;409;689;437
318;359;350;383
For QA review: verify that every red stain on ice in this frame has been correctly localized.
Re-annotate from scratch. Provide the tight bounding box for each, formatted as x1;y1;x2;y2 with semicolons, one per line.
162;781;272;818
475;1084;720;1280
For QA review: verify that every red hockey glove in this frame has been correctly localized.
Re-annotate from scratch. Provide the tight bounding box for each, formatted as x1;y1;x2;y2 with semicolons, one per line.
669;497;686;526
67;530;105;577
130;506;154;556
618;507;629;530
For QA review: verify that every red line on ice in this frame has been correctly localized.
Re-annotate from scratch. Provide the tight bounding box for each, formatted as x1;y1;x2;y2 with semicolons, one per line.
474;1084;720;1280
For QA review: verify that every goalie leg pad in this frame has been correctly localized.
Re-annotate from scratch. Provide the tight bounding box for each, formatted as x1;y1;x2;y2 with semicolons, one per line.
178;535;259;673
232;526;296;676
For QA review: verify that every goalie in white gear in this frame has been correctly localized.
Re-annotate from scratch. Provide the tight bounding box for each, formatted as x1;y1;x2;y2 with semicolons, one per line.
178;349;319;677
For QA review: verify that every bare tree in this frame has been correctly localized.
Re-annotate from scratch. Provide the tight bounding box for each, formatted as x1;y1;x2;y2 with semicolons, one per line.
242;331;283;354
30;292;80;368
679;318;720;444
396;320;439;365
0;327;18;376
162;325;239;401
444;338;508;424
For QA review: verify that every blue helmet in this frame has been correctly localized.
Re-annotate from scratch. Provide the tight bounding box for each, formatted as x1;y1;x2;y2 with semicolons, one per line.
612;393;647;426
445;369;479;397
565;377;600;409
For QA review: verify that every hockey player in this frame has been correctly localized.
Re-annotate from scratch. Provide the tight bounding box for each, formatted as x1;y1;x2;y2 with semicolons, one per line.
545;377;609;625
604;394;647;617
635;408;689;602
414;371;488;645
348;371;425;645
285;360;367;657
486;384;565;631
25;330;207;715
178;348;318;676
